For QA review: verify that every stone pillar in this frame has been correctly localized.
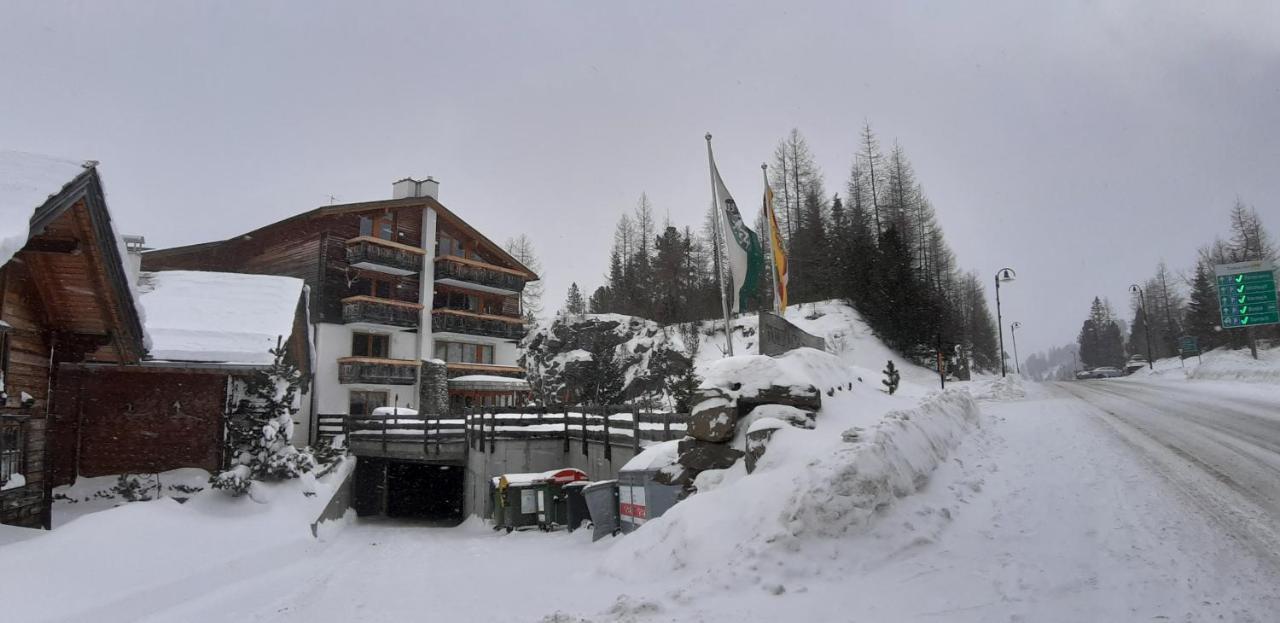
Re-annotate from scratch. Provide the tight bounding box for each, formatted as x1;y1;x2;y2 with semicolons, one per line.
419;360;449;416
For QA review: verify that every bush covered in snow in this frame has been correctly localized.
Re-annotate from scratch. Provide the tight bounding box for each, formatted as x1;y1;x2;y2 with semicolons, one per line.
211;345;315;496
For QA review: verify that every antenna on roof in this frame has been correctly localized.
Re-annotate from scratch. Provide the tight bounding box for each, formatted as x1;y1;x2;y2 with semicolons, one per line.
328;195;338;205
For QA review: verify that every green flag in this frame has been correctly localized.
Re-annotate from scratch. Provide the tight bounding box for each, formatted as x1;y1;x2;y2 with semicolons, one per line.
710;159;764;313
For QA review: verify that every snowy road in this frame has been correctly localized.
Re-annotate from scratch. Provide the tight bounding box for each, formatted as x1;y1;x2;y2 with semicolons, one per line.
1058;379;1280;571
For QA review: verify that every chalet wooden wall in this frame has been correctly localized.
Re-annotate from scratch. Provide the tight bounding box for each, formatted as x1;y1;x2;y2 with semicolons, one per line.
50;369;229;483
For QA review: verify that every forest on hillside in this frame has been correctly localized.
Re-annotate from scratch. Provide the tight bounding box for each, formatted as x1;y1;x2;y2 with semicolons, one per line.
569;125;1001;372
1073;201;1277;370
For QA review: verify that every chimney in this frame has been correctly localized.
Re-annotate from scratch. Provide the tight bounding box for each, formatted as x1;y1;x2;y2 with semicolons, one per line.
121;234;147;285
392;176;439;200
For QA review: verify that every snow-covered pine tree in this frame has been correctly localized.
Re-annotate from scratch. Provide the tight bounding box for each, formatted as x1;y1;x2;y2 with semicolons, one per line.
211;342;315;496
881;360;900;395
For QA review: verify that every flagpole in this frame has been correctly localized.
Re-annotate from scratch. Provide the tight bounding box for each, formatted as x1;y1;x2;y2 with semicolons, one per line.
706;133;734;357
761;162;781;315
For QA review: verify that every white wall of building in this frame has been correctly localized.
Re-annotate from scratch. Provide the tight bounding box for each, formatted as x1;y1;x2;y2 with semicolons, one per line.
313;322;422;415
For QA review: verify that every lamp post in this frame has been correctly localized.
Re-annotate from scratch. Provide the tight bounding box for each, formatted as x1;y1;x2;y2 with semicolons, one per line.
1010;321;1022;375
994;267;1017;377
1129;284;1154;370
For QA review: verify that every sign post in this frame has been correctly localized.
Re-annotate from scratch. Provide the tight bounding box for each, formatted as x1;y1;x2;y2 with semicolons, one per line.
1215;260;1278;360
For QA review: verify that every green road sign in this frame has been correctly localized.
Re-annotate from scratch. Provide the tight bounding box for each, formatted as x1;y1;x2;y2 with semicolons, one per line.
1214;261;1279;329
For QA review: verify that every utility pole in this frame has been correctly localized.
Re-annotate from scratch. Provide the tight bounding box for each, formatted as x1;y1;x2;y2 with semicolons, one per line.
1010;322;1022;375
1130;284;1154;369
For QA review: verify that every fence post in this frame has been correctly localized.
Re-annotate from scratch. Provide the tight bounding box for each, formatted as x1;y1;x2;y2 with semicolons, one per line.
488;406;496;454
562;406;570;454
581;404;589;457
631;404;641;455
604;406;613;463
663;411;671;441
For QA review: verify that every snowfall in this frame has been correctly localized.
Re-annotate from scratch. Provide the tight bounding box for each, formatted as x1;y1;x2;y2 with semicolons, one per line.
4;302;1280;622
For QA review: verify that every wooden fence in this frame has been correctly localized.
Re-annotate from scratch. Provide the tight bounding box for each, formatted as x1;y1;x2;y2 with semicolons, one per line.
318;406;689;459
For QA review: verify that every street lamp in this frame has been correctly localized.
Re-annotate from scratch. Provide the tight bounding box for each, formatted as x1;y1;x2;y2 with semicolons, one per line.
1129;284;1154;370
994;267;1017;377
1010;321;1022;375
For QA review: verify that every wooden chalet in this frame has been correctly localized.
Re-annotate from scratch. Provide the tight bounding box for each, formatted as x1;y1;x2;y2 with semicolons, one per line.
0;152;311;529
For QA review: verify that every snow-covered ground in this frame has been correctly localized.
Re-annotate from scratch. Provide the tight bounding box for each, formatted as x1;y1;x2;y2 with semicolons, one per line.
10;376;1278;622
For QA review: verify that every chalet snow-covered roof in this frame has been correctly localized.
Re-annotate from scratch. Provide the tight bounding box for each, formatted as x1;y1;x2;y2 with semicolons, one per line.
0;150;92;267
138;270;306;365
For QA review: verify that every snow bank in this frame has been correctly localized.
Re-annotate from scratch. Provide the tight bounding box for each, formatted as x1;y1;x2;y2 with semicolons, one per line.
138;270;304;364
1130;346;1280;384
0;464;351;622
967;374;1027;401
0;150;87;268
602;354;981;584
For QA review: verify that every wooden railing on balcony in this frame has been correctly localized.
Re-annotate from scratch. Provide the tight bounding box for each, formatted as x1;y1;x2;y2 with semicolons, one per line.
337;357;418;386
346;236;425;274
434;256;527;293
341;296;423;329
445;362;526;377
431;308;527;340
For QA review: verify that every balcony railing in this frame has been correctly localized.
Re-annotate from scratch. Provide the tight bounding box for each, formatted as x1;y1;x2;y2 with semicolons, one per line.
434;256;527;293
342;296;422;329
346;237;425;275
337;357;418;386
431;309;527;341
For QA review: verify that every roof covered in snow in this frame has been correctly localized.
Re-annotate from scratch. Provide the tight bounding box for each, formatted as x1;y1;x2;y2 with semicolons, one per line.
0;150;90;269
138;270;305;365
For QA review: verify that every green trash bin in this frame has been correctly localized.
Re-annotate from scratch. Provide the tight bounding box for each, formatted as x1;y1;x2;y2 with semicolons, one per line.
490;468;588;532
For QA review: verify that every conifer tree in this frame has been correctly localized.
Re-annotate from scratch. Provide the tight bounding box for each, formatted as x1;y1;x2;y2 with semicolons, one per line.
212;343;314;496
564;282;586;315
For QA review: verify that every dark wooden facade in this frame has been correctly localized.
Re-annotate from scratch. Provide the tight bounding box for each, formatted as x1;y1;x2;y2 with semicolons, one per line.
0;161;314;528
0;164;145;527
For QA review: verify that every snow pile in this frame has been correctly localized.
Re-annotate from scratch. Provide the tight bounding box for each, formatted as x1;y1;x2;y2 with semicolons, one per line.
0;462;352;622
0;150;87;267
1185;347;1280;383
138;270;305;364
602;344;981;584
967;374;1027;401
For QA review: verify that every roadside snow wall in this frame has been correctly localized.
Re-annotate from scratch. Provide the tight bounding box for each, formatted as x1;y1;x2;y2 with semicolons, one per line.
602;388;980;581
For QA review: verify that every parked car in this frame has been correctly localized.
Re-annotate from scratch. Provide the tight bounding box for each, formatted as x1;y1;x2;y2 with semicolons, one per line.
1090;366;1124;379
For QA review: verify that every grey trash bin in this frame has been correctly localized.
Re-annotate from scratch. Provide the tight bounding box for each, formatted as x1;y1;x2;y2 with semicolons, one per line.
617;441;684;534
582;480;619;541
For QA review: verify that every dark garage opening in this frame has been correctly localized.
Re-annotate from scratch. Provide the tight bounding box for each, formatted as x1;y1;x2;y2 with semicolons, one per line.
386;462;465;523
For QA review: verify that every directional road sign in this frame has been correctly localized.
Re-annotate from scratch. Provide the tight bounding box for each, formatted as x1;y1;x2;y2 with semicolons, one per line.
1215;260;1279;328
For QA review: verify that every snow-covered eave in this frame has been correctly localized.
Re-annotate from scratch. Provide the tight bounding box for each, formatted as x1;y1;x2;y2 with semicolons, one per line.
23;164;151;359
60;360;271;373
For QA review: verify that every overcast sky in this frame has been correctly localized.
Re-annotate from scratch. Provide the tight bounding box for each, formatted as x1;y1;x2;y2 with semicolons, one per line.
3;1;1279;358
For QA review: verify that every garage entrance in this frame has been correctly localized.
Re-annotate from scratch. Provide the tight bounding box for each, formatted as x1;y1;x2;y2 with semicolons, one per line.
387;462;464;521
354;457;465;524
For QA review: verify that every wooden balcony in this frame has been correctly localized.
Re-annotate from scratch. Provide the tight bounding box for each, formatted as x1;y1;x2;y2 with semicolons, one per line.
341;296;423;329
346;237;424;276
434;256;527;294
337;357;418;386
431;309;527;341
445;362;526;377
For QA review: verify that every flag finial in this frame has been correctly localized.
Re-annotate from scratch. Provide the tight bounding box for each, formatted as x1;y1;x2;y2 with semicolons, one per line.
705;132;712;142
761;163;767;171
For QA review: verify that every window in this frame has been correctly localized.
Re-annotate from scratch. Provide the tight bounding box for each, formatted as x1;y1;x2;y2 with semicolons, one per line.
354;273;396;300
434;341;493;365
0;421;22;488
358;213;397;241
437;231;465;258
351;333;390;358
348;390;388;416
